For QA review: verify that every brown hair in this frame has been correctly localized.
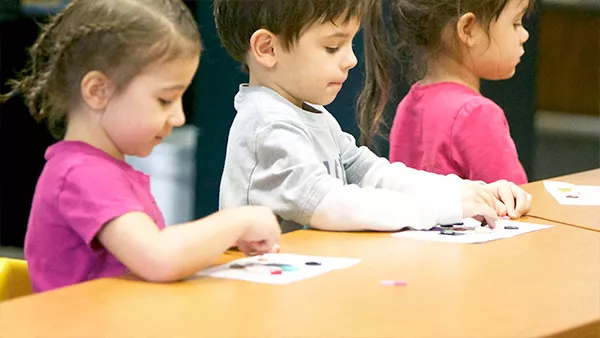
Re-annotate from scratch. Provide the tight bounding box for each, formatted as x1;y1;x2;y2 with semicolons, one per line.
0;0;201;139
213;0;368;71
357;0;534;146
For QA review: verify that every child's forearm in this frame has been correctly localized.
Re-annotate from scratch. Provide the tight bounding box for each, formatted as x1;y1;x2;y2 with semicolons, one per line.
310;185;462;231
99;209;255;283
154;208;255;281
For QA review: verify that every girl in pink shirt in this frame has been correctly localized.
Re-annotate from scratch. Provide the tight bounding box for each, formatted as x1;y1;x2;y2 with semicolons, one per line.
1;0;279;293
358;0;532;185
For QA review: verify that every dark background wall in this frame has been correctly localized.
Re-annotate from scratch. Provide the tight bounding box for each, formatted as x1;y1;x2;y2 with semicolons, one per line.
0;12;55;247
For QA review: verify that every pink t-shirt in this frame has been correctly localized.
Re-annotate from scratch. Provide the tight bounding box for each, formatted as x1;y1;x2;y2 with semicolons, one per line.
390;82;527;185
25;141;166;293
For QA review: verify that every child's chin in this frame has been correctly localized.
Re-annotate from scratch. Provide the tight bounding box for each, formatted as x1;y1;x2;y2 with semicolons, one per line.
484;69;516;81
312;94;338;106
499;70;517;80
134;148;155;158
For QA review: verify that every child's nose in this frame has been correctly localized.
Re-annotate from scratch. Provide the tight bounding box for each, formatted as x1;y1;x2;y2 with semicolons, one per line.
521;27;530;44
342;48;358;71
169;102;186;127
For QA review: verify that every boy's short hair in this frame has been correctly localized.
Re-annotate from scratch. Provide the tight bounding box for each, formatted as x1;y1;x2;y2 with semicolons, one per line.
214;0;368;66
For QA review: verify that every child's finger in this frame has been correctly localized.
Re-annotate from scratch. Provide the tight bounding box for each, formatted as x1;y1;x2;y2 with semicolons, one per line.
511;185;532;217
477;205;499;229
494;182;516;218
249;240;272;254
236;241;255;256
494;199;507;217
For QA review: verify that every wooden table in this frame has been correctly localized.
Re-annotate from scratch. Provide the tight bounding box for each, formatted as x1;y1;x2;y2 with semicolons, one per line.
1;218;599;338
523;168;600;232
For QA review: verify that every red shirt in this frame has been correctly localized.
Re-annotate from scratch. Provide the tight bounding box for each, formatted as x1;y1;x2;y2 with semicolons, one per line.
389;82;527;185
25;141;166;293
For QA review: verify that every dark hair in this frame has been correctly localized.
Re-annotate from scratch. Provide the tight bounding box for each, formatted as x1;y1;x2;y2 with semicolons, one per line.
357;0;535;147
213;0;368;71
0;0;201;139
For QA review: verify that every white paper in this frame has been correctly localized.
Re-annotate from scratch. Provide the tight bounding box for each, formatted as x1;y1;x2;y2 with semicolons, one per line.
195;253;361;284
544;180;600;206
391;219;552;244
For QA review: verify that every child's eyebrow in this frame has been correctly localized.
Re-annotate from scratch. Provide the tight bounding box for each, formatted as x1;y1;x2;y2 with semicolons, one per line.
324;32;351;39
160;84;187;91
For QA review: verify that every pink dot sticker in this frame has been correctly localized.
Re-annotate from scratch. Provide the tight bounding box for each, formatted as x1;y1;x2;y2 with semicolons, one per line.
381;280;407;286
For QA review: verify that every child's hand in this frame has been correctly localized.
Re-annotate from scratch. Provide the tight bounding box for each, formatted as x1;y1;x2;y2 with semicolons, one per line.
484;180;532;219
236;242;281;257
235;240;264;256
460;181;499;228
237;206;281;256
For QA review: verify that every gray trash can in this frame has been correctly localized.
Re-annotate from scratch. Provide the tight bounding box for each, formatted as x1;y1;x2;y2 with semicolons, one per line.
126;125;198;226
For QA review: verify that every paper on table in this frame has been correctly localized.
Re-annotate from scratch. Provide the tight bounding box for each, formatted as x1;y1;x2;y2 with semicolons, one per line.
391;218;551;244
543;180;600;206
195;253;361;284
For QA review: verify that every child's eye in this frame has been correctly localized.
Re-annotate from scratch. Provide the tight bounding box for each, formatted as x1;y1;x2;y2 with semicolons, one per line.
514;22;523;28
158;98;172;106
326;47;339;54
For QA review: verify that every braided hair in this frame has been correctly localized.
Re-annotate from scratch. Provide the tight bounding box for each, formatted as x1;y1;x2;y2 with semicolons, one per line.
1;0;201;139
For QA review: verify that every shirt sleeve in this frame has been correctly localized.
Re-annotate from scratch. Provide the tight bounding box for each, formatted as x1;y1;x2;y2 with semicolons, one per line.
451;100;528;185
57;162;147;245
250;121;463;231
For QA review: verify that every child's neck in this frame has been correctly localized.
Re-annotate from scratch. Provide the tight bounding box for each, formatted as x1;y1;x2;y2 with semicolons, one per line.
248;70;303;108
63;111;125;161
420;54;481;93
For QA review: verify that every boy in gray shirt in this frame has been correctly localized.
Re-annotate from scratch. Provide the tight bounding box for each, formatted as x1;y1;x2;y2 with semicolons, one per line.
214;0;532;233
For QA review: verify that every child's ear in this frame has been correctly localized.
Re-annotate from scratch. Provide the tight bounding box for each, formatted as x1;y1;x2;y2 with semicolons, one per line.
249;28;278;68
80;70;113;111
456;12;479;47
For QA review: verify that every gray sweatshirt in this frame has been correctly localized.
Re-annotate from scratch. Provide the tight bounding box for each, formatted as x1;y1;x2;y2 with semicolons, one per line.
219;85;463;232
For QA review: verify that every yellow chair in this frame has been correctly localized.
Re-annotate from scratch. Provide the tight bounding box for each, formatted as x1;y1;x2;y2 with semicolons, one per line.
0;258;33;302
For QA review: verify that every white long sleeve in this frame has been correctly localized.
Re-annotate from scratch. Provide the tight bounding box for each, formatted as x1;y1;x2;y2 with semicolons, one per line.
311;184;461;231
